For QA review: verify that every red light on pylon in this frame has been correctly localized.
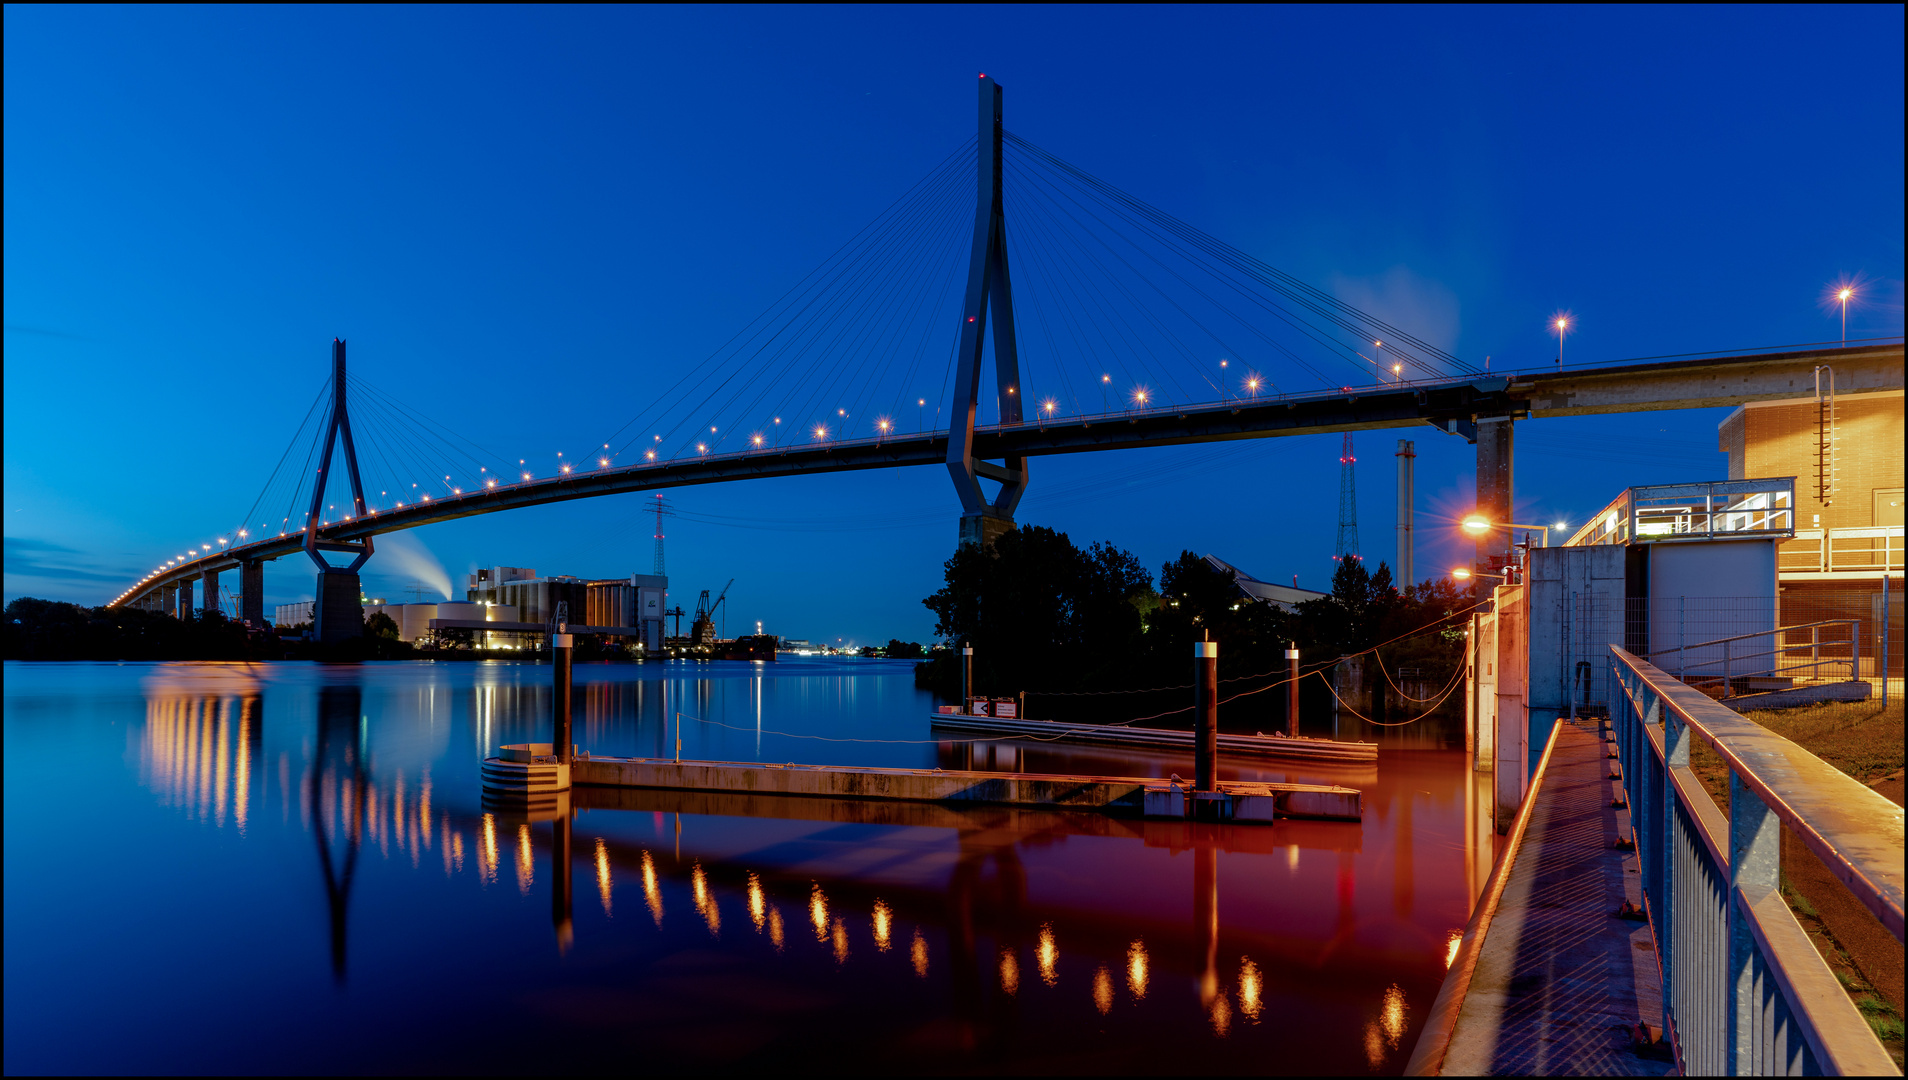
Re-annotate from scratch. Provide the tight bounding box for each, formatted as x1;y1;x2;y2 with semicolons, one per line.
967;316;976;322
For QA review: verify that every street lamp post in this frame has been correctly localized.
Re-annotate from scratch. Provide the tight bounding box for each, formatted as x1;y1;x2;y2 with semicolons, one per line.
1837;287;1854;346
1463;516;1553;548
1553;316;1570;367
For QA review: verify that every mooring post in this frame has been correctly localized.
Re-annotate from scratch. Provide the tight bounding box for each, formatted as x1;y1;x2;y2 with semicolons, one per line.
1286;642;1301;738
1194;631;1219;791
962;642;973;712
553;621;573;765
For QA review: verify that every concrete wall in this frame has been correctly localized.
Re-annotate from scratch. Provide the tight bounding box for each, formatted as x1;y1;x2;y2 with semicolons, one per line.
1647;539;1778;676
1525;545;1628;724
1490;583;1528;829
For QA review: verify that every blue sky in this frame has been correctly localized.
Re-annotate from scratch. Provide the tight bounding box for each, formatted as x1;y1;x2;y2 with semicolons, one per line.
5;5;1903;644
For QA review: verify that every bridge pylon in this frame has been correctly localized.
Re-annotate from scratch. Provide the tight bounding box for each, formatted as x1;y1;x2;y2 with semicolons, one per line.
306;339;375;644
947;74;1028;548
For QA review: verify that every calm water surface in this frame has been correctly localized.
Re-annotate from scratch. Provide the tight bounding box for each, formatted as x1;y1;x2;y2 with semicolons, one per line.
4;659;1490;1074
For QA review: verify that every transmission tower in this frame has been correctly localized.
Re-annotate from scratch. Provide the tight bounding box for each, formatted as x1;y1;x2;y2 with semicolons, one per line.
1334;433;1362;562
652;494;668;575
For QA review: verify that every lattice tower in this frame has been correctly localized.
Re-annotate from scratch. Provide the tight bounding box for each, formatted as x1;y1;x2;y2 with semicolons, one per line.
1335;432;1361;562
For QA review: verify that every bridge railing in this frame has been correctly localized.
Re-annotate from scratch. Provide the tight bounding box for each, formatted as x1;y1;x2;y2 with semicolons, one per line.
1608;646;1901;1075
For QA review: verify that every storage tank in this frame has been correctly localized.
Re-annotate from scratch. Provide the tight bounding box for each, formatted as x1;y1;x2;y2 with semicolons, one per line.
398;603;438;642
486;603;519;649
435;601;482;624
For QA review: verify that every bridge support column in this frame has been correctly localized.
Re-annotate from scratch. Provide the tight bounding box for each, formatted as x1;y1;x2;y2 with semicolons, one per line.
1475;416;1514;578
240;560;265;626
176;580;195;619
958;511;1016;549
313;569;363;645
201;568;220;619
946;74;1028;548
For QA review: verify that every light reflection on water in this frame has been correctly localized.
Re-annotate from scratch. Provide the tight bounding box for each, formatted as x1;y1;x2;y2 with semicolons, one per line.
5;658;1490;1074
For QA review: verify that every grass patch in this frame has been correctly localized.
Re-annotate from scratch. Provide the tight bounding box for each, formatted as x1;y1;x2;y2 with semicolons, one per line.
1733;700;1905;784
1782;881;1819;918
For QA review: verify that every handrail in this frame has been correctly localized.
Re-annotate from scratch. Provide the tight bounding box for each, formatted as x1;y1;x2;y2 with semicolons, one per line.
1402;719;1567;1077
1650;620;1861;691
1614;647;1902;936
1651;619;1855;653
1608;645;1900;1074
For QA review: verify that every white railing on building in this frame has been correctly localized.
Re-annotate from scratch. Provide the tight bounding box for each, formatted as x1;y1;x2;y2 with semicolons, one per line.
1567;477;1797;548
1609;646;1901;1074
1779;526;1906;574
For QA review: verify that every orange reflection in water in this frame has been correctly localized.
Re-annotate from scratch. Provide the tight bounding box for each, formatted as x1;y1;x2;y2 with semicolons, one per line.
480;813;499;885
1036;923;1058;986
910;928;929;978
515;824;533;894
594;838;612;917
1092;965;1114;1015
747;873;767;932
692;864;720;936
1208;989;1232;1037
1381;983;1407;1045
831;917;849;964
640;850;664;925
809;884;828;942
140;692;258;833
768;903;785;951
1364;982;1410;1067
1125;940;1148;1000
1444;929;1463;969
1238;957;1263;1021
998;946;1019;996
871;899;892;952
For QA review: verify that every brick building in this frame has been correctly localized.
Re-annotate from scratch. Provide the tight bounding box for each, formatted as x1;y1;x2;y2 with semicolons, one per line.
1718;389;1902;677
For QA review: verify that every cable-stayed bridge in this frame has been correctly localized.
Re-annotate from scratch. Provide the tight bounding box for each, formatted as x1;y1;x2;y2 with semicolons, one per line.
105;77;1904;640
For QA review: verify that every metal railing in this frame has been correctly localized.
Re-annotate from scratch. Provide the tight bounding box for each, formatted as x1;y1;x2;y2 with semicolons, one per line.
1779;527;1906;574
1609;646;1902;1074
1649;620;1861;695
1566;477;1796;548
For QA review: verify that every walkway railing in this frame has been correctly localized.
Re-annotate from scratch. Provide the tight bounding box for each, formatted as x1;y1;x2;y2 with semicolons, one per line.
1609;646;1902;1074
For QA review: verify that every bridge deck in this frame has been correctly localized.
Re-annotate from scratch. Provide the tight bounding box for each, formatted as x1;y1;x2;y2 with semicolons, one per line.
1412;719;1672;1075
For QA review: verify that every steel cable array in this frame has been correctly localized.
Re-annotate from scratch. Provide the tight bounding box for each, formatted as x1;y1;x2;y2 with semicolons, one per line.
205;129;1486;562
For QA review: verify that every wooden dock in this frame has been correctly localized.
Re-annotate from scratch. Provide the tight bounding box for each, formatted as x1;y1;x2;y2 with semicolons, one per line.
532;754;1364;821
927;711;1379;764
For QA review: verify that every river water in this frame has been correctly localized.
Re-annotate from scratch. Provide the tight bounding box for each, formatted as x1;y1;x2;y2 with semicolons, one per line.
3;658;1491;1074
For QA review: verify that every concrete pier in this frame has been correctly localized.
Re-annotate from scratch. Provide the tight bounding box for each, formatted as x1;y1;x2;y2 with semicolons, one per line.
561;755;1363;821
313;568;361;644
240;560;264;626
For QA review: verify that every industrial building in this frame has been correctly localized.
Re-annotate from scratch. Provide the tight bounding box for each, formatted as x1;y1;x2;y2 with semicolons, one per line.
1204;555;1327;610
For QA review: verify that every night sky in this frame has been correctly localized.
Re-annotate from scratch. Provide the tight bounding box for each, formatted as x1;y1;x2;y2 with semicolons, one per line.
5;6;1902;645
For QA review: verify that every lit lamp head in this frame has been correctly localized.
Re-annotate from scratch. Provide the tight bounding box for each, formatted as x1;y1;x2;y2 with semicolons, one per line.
1462;516;1492;535
1452;568;1472;580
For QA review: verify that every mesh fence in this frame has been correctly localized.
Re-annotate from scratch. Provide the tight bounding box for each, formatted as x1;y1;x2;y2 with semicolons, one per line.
1624;586;1902;699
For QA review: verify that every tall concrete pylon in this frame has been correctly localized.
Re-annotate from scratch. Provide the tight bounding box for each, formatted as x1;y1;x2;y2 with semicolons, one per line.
305;338;375;644
946;74;1028;548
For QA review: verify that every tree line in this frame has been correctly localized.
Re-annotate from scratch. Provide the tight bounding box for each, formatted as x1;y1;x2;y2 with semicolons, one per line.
914;526;1471;730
